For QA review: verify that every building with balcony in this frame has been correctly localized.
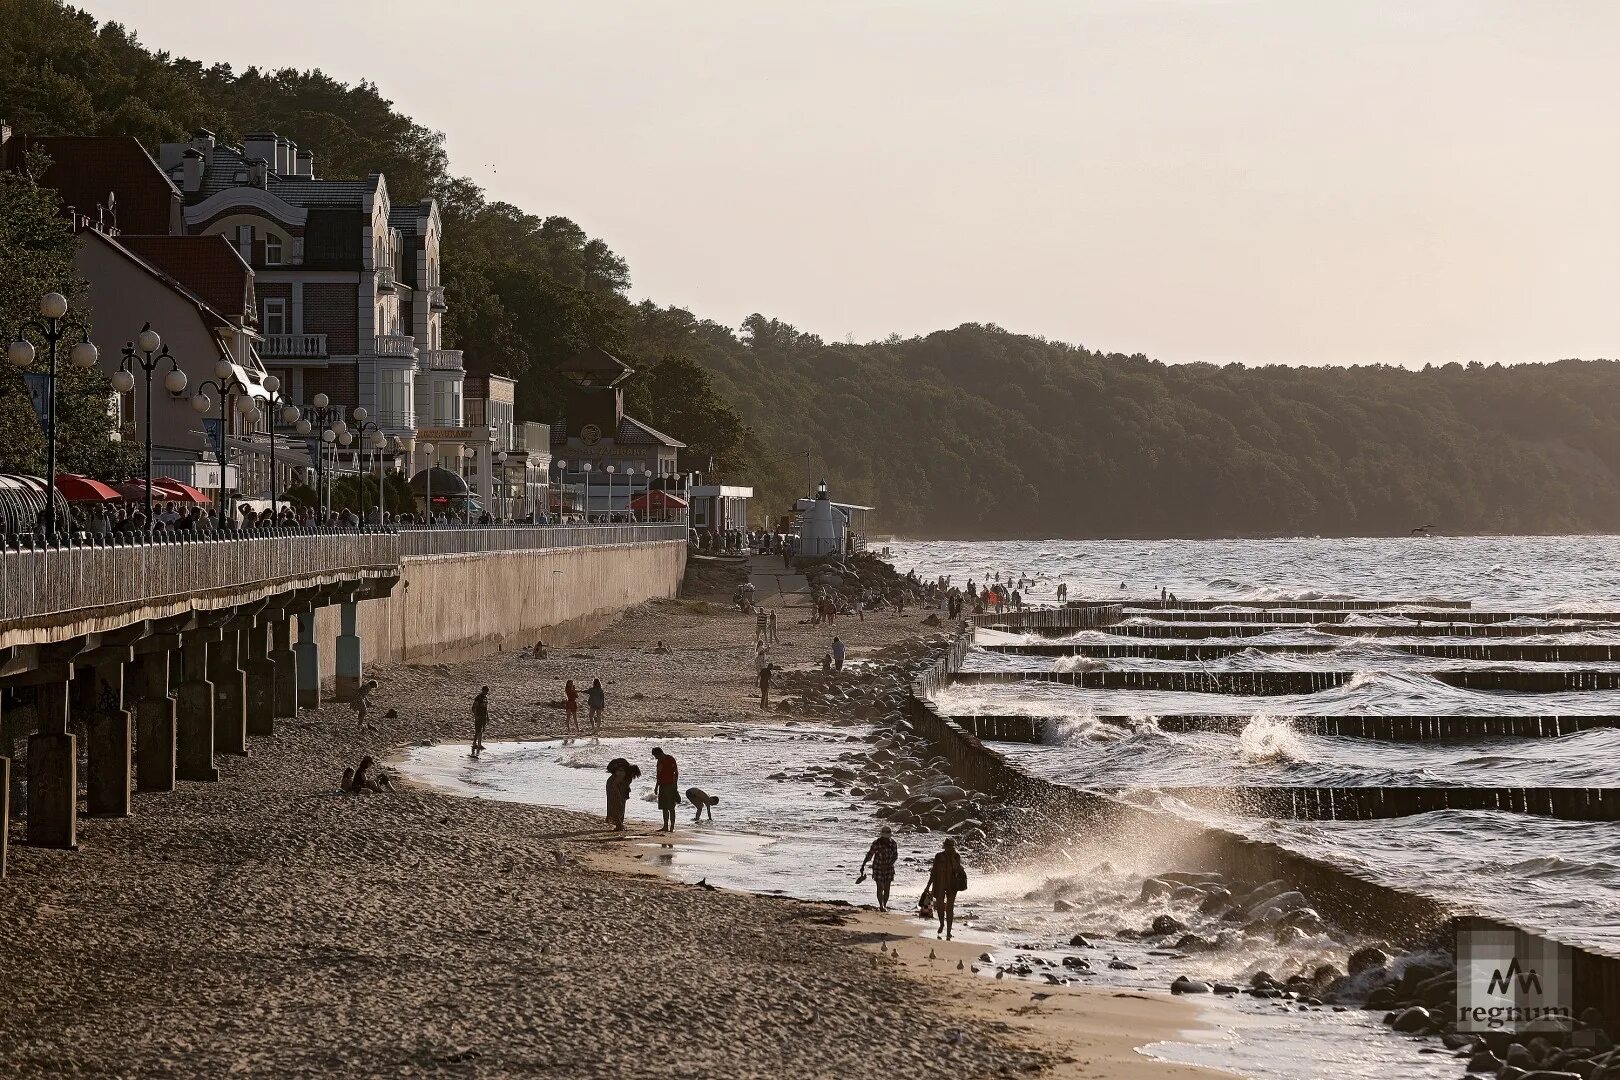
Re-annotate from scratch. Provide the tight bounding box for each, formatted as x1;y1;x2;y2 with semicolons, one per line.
548;347;684;516
157;129;460;478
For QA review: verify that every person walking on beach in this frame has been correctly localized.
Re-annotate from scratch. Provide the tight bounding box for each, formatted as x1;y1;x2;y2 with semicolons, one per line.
470;686;490;757
652;747;679;832
564;679;579;735
831;636;846;673
857;826;899;912
586;678;606;735
923;838;967;940
758;656;775;710
352;679;378;733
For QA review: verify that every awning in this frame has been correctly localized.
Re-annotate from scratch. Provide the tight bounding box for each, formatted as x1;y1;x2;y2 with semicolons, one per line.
630;490;688;510
54;473;121;503
152;477;212;504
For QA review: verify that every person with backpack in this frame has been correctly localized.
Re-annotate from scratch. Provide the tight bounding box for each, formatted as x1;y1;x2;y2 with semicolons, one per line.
923;838;967;941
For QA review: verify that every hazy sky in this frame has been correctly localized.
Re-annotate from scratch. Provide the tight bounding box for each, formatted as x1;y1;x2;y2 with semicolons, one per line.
83;1;1620;366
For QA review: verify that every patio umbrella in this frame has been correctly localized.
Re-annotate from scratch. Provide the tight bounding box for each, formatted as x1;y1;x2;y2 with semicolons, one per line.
115;480;163;502
151;477;211;505
54;473;121;503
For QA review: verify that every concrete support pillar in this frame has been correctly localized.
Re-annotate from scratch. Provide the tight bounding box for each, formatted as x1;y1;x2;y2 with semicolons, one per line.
270;616;299;719
174;639;218;783
1;694;25;812
335;601;362;702
0;755;8;878
295;611;321;709
209;628;248;757
133;650;176;793
82;662;132;818
27;678;77;849
243;622;276;737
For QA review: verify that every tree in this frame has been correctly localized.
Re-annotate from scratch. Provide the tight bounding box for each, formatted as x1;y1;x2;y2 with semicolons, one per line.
0;148;135;480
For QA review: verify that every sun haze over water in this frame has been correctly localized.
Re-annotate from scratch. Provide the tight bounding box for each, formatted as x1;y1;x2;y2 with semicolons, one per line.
89;0;1620;367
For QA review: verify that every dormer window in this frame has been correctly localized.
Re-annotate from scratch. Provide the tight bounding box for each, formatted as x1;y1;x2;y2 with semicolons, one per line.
265;235;283;265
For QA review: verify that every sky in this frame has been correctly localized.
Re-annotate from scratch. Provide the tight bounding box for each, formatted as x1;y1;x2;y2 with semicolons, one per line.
81;1;1620;367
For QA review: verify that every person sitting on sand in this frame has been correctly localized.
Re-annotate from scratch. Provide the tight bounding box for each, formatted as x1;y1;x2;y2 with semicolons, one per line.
923;838;968;941
652;747;679;833
471;686;490;757
564;679;579;735
605;758;639;831
344;754;393;794
858;826;899;912
586;678;606;736
652;640;671;654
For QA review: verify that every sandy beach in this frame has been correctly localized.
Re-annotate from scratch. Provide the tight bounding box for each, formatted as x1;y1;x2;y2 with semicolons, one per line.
0;566;1221;1079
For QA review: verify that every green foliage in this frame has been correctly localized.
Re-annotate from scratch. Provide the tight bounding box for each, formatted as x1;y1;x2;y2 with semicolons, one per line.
15;0;1620;536
0;146;135;480
327;471;413;516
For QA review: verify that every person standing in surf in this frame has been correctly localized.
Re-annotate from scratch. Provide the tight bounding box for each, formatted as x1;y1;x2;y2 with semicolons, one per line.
586;678;606;736
923;838;967;940
652;747;679;832
563;679;579;735
857;826;899;912
470;686;490;757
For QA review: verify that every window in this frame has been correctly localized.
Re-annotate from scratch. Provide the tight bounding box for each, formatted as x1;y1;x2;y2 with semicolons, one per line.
265;234;283;265
262;298;287;335
378;368;410;427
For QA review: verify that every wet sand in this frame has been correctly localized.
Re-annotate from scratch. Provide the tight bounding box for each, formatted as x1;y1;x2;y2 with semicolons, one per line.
0;584;1220;1078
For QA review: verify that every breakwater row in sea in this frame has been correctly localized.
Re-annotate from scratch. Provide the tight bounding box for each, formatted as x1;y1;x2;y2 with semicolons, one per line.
905;600;1620;1031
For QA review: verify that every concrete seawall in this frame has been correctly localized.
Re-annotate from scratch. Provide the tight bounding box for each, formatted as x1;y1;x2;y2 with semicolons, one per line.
313;539;686;669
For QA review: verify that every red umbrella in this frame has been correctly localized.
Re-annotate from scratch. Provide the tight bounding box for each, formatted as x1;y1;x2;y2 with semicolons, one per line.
54;473;121;503
630;491;688;510
151;477;211;505
116;480;162;502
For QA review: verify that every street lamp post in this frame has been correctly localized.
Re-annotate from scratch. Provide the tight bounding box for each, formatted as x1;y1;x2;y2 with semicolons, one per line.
581;462;592;522
263;377;297;520
352;409;387;523
495;451;510;520
188;358;256;524
551;458;566;521
625;466;639;522
419;442;435;523
291;393;344;518
115;324;186;532
605;464;616;522
8;291;100;542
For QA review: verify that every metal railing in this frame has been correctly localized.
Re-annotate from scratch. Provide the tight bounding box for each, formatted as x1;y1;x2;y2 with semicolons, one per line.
397;523;688;556
1;523;688;631
260;333;329;359
372;334;415;358
422;348;463;371
1;529;400;635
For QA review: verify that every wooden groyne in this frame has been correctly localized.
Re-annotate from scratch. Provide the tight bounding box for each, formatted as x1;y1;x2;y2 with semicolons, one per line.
985;641;1620;662
1010;621;1614;639
947;712;1620;741
955;668;1620;693
1148;785;1620;822
1102;599;1474;611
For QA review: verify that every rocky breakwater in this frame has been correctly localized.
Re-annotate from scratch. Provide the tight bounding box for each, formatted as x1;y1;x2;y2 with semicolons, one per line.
769;633;1011;853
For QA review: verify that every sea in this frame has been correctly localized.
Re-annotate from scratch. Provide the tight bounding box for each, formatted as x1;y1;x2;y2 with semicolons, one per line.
400;536;1620;1080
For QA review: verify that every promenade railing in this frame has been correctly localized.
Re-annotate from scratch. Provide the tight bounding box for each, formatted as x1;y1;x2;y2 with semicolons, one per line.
1;523;689;631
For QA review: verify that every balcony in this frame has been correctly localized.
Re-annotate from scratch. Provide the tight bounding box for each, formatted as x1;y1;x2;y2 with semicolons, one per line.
260;333;329;360
376;263;396;292
372;334;416;358
422;348;464;372
428;284;447;310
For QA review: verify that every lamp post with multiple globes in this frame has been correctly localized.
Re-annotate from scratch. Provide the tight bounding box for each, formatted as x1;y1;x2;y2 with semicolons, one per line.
261;377;298;519
351;409;390;523
290;393;346;516
115;322;187;532
7;291;100;542
418;442;435;522
187;358;261;524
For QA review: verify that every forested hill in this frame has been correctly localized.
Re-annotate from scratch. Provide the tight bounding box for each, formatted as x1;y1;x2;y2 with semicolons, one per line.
671;321;1620;538
6;1;1620;538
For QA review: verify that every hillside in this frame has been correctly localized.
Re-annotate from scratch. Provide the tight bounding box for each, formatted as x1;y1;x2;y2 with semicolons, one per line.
6;0;1620;537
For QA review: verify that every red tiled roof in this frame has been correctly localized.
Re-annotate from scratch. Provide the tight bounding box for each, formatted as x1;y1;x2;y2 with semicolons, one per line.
117;235;253;323
4;135;180;235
